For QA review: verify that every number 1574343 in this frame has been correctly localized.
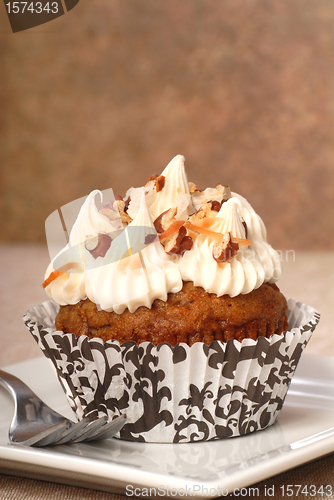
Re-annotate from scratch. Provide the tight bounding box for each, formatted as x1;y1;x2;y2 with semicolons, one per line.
5;2;59;14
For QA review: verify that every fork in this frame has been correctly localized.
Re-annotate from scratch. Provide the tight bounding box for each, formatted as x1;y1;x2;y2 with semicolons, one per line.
0;369;126;447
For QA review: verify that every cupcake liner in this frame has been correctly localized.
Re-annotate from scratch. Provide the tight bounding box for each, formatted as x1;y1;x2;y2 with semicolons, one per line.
23;299;320;443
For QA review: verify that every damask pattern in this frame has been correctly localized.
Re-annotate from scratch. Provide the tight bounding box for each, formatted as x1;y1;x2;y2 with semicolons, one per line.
23;299;320;443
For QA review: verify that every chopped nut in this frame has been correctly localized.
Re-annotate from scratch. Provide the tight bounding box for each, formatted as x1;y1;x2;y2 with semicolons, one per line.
216;184;231;199
162;225;193;255
114;197;125;211
185;228;198;241
144;233;159;244
114;198;132;224
148;173;165;192
99;207;119;221
163;225;185;254
179;235;193;254
85;234;99;251
189;202;220;226
191;185;231;211
188;210;205;224
155;217;194;255
154;207;178;233
210;200;222;212
124;196;131;212
212;233;239;263
155;175;165;192
85;232;112;259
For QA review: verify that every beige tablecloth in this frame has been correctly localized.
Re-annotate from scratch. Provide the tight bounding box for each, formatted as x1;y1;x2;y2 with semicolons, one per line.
1;454;333;500
0;244;333;499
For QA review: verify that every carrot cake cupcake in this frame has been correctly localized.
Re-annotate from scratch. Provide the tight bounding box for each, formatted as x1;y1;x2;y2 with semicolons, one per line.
24;155;320;442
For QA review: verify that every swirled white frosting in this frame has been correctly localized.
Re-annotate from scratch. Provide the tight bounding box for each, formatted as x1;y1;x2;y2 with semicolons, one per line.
179;195;281;297
146;155;193;220
44;155;282;311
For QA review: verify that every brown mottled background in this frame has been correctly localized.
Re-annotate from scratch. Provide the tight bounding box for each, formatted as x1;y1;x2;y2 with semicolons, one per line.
1;0;334;250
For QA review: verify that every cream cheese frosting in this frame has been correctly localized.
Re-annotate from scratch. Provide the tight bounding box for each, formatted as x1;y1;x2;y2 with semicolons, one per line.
44;155;282;312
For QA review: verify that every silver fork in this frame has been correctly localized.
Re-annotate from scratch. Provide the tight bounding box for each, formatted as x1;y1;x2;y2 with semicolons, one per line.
0;369;126;447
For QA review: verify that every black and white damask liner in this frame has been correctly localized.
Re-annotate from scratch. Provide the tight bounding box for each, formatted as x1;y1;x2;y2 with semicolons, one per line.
23;299;320;443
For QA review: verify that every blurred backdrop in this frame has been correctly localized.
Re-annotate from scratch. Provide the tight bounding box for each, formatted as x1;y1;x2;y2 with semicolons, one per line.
1;0;334;250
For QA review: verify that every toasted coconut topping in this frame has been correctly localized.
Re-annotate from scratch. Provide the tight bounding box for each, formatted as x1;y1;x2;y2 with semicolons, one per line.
42;262;81;288
184;221;251;247
183;222;224;242
233;237;252;246
159;220;186;243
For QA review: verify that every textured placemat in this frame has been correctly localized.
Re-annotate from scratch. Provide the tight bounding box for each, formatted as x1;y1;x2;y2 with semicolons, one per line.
1;453;333;500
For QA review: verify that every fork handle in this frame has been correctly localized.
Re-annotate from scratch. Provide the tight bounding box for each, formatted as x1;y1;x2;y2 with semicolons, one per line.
0;369;37;403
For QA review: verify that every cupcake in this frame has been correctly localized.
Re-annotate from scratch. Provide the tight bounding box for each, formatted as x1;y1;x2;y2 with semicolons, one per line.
24;155;320;442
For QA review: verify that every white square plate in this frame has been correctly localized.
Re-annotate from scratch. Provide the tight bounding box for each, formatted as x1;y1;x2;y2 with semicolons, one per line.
0;354;333;497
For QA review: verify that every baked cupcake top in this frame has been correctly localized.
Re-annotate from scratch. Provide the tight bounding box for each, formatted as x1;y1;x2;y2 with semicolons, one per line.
43;155;282;313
